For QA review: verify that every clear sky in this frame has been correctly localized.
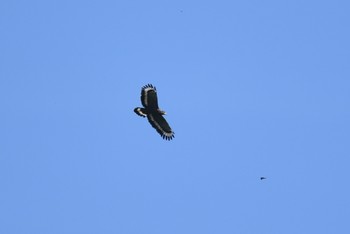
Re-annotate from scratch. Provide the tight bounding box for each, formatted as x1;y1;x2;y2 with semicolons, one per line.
1;0;349;233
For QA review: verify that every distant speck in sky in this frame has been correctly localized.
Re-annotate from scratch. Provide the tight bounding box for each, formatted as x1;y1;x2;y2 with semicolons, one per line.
260;177;267;180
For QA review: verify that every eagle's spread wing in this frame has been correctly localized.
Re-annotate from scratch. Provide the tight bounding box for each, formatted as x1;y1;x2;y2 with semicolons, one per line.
147;113;175;140
141;84;159;109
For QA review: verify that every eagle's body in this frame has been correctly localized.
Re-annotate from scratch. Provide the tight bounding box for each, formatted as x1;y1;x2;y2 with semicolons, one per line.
134;84;174;140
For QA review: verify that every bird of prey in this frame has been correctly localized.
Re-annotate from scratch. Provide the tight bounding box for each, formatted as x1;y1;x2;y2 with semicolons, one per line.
134;84;175;140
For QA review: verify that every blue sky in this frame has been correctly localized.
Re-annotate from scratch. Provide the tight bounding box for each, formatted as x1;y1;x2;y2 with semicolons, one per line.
1;0;349;233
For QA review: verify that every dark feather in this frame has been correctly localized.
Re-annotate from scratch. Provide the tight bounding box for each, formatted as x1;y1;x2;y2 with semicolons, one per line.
141;84;159;109
147;113;174;140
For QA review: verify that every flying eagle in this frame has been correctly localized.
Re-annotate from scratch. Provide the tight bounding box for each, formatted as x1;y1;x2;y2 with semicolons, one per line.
134;84;175;140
